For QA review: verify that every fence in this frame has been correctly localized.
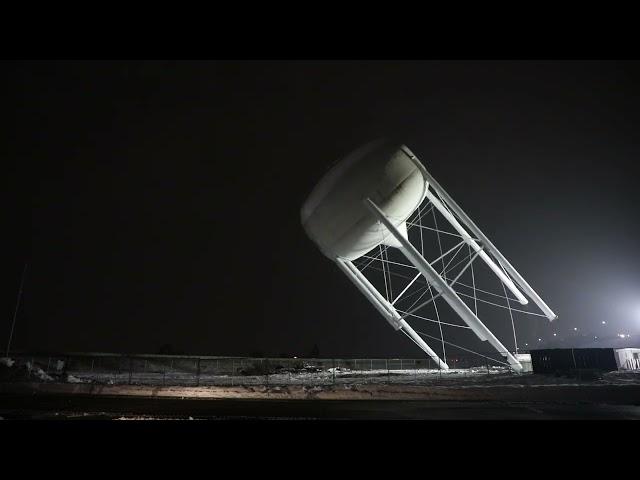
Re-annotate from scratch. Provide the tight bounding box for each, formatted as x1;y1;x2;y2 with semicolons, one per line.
3;352;514;387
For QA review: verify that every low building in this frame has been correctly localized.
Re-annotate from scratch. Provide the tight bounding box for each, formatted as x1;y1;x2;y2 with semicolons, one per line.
530;348;640;374
614;348;640;371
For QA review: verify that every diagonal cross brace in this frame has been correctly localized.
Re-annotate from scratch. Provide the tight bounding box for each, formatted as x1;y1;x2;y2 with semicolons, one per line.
364;197;523;372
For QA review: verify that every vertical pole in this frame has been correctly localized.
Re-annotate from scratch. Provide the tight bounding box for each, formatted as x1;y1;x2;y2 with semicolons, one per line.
332;358;336;385
232;359;235;386
5;263;27;359
46;357;51;374
263;359;268;387
196;358;201;387
128;357;133;385
387;359;390;384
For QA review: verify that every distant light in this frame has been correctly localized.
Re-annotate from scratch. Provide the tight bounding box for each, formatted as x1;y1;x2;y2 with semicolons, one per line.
618;334;625;339
525;343;528;346
602;321;606;325
594;336;598;339
574;327;578;331
553;333;557;336
538;338;542;342
293;356;297;358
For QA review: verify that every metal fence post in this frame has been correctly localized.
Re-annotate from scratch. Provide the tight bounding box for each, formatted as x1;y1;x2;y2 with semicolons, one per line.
387;358;390;384
332;358;336;385
231;359;235;386
196;358;201;387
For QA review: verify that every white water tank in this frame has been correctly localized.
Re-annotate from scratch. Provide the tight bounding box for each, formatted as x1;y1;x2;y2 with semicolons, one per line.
301;140;427;261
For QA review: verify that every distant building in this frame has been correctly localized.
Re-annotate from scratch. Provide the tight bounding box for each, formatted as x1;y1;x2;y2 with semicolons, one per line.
530;348;640;374
615;348;640;371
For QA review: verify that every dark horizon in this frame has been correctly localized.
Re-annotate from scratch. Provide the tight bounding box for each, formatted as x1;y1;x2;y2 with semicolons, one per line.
4;60;640;357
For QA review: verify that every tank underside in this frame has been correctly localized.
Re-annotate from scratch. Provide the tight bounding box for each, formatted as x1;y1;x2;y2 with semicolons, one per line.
301;140;426;260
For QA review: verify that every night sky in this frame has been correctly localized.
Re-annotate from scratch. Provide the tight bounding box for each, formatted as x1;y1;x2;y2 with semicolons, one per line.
4;60;640;357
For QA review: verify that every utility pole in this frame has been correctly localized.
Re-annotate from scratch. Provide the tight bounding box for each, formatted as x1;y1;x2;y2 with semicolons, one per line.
6;263;27;358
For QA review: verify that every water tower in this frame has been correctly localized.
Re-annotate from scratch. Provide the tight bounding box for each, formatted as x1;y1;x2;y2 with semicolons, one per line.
301;140;557;372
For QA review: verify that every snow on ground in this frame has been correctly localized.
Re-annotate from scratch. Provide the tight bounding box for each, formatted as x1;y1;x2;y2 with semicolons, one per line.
45;367;640;388
66;375;89;384
0;358;15;368
114;416;196;420
31;368;53;382
2;355;640;387
23;361;53;382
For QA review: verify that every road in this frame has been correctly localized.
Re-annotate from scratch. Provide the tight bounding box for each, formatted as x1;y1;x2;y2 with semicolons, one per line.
1;394;639;419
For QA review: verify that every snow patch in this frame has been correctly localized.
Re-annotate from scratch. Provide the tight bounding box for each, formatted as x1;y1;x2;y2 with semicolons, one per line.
0;357;15;367
32;367;53;382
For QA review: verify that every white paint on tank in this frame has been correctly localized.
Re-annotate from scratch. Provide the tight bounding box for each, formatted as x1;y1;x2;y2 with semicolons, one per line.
301;139;426;261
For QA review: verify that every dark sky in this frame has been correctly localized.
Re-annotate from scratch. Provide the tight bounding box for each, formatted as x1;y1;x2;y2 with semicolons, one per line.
4;60;640;357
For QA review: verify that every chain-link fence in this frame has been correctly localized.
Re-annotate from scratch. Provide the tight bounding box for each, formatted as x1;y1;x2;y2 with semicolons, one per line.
2;352;515;386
